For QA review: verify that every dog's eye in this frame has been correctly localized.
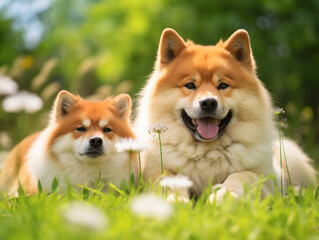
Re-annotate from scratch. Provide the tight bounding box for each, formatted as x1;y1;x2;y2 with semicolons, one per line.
184;82;196;90
103;127;112;133
217;82;229;90
76;126;86;132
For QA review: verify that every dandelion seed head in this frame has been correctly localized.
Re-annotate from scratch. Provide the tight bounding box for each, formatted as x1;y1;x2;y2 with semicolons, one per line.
148;122;168;136
115;137;148;153
0;76;18;96
2;91;43;113
273;107;289;129
131;194;173;220
273;107;285;116
62;202;108;231
160;174;193;190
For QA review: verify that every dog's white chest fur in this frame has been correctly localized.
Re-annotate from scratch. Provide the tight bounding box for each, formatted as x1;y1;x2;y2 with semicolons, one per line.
144;130;273;196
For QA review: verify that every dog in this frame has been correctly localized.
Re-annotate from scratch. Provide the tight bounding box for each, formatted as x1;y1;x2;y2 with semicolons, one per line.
0;90;135;196
135;28;316;202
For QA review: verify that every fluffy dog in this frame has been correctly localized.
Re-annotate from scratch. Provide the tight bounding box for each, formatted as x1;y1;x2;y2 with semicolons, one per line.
135;28;316;201
0;90;135;196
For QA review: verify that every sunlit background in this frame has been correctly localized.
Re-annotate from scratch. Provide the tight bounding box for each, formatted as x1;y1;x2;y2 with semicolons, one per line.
0;0;318;163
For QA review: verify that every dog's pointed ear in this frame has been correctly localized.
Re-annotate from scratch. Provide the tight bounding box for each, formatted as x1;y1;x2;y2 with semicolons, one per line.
113;94;131;119
53;90;77;122
157;28;186;67
224;29;256;71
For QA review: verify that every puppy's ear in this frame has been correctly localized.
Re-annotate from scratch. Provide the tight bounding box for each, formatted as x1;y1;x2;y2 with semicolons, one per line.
224;29;256;72
157;28;186;68
113;94;131;119
53;90;77;122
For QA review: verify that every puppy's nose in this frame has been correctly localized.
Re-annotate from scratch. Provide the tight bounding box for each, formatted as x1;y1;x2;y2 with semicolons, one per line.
89;137;103;148
200;98;217;112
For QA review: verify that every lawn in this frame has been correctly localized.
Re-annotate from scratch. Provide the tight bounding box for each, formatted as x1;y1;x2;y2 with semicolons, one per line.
0;181;318;240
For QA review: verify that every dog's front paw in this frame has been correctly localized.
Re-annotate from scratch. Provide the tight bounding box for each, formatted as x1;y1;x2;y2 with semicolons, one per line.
167;193;190;203
209;184;239;204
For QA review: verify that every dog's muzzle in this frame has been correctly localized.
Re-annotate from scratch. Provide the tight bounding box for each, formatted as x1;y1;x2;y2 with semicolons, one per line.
80;137;104;158
181;101;232;142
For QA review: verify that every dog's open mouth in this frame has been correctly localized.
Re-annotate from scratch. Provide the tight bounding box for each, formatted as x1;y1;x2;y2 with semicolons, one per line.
181;110;232;141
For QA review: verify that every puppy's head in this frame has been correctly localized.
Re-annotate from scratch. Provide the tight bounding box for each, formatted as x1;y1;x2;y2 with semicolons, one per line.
151;28;271;142
48;91;134;163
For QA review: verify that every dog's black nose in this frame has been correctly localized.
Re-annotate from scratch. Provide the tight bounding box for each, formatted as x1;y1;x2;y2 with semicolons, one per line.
89;137;103;148
200;98;218;112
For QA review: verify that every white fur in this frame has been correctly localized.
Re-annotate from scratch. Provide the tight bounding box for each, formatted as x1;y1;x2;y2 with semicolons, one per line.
99;119;108;128
82;118;91;128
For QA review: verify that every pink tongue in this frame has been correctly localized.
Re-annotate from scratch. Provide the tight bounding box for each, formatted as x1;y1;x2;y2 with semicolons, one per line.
196;118;219;139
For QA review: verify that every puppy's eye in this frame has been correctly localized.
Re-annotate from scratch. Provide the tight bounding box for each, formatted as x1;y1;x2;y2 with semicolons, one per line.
217;82;229;90
76;126;86;132
103;127;112;133
184;82;196;90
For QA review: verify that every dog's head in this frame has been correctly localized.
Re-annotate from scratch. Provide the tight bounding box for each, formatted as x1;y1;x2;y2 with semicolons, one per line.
48;91;134;162
150;28;272;142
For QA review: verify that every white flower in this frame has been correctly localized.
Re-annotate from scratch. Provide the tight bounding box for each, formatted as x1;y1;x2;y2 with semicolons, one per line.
2;90;43;113
0;76;18;96
148;122;168;135
62;202;107;231
130;194;173;220
160;175;193;190
115;137;148;153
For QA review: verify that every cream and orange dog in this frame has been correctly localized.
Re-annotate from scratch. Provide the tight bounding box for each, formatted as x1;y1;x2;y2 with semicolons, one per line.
0;90;135;196
135;28;316;201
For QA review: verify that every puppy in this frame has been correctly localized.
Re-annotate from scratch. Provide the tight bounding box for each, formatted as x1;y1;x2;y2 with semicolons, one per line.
0;90;135;196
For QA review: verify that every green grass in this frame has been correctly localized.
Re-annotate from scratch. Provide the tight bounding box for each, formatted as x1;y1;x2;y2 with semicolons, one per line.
1;183;319;240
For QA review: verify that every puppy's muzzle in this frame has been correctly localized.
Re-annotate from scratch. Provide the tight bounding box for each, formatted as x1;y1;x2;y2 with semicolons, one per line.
83;137;104;158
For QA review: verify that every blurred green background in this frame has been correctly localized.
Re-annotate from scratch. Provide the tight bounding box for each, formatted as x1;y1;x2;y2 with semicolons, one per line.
0;0;318;163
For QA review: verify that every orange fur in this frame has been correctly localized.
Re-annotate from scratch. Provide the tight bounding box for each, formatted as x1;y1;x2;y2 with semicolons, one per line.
0;133;39;195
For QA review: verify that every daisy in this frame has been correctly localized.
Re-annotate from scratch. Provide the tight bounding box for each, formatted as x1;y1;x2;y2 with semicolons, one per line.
115;137;148;177
115;137;148;153
62;202;107;231
0;75;18;96
130;194;173;220
2;91;43;113
160;174;193;191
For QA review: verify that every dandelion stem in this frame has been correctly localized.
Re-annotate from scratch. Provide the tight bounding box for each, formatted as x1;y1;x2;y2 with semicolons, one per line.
138;152;143;186
129;152;132;178
148;122;167;175
280;131;293;188
278;127;293;195
138;152;142;174
158;132;164;175
279;128;284;196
